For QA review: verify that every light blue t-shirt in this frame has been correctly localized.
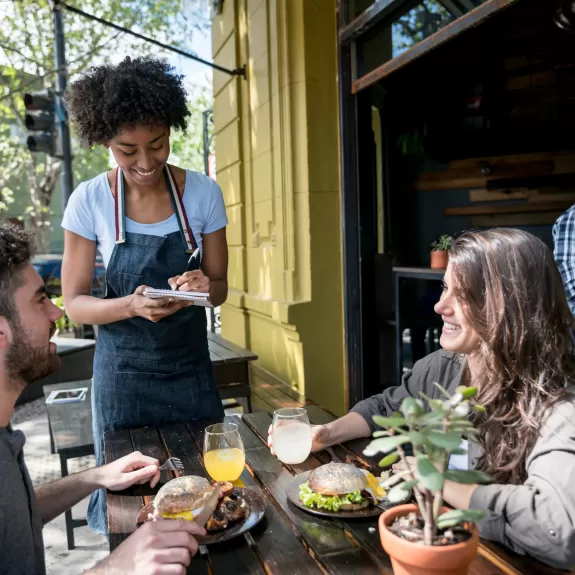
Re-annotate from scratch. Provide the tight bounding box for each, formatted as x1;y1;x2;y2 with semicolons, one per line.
61;170;228;268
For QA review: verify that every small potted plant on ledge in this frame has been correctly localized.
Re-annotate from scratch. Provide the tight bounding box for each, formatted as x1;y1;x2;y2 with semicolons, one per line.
52;295;81;339
364;384;493;575
430;234;453;269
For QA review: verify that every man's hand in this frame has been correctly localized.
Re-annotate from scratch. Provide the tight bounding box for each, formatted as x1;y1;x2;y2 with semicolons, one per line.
89;519;205;575
168;270;210;293
96;451;161;491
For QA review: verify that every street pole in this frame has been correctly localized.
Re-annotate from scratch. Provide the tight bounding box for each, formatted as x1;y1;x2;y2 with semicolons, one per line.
53;0;74;210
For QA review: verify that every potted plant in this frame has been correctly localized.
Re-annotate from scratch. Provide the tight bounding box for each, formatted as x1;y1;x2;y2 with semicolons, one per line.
51;295;81;339
430;234;453;269
364;384;493;575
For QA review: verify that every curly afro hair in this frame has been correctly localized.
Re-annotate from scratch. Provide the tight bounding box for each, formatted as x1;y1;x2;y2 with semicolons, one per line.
66;56;190;147
0;223;35;325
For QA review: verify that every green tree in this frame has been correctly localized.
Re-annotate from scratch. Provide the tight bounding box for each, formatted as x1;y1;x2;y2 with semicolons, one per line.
170;84;212;174
0;0;209;251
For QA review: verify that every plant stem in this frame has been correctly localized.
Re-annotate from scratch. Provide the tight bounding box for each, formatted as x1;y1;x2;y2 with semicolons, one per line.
396;444;427;517
433;418;450;520
424;490;435;545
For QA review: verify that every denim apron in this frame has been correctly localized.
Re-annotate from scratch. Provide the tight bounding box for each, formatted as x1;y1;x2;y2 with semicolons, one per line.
87;166;224;535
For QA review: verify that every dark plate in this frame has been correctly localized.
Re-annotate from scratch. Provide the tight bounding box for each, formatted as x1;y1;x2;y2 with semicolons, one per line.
286;470;407;520
136;487;267;545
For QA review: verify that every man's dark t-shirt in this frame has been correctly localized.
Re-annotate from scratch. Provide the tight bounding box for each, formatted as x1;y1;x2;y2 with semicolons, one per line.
0;427;45;575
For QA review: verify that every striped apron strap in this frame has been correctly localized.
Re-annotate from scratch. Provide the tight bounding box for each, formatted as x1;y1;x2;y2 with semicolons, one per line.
165;165;197;254
114;167;127;244
114;166;197;253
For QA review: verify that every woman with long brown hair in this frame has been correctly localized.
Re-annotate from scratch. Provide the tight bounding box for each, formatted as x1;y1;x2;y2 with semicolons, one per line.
268;228;575;569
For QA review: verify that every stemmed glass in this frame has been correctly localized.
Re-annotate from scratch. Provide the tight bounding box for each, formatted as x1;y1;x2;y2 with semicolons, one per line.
203;422;245;482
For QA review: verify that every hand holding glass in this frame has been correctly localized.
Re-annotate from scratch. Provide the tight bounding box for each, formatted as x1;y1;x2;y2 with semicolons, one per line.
272;407;312;464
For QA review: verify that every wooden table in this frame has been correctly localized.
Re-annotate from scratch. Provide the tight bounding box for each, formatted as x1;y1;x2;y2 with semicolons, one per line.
43;379;95;550
104;406;565;574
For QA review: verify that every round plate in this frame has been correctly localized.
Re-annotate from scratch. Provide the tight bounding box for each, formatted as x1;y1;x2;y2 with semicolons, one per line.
286;469;406;520
136;487;267;545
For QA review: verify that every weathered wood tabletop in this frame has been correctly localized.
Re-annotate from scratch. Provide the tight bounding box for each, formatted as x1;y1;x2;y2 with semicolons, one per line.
104;406;567;574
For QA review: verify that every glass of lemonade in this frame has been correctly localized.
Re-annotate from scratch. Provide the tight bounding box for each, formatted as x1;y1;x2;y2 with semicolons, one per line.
272;407;312;465
203;423;245;482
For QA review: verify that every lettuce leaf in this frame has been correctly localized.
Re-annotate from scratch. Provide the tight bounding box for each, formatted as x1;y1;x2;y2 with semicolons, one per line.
299;481;364;512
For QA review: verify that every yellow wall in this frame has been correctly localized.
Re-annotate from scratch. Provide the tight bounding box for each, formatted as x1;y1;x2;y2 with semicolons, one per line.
211;0;346;415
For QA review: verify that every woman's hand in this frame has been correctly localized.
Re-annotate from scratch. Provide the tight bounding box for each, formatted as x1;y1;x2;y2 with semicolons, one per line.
267;423;332;455
129;286;190;322
168;270;210;293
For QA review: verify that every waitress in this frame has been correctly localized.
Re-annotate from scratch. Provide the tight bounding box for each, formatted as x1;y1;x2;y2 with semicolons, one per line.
61;56;227;535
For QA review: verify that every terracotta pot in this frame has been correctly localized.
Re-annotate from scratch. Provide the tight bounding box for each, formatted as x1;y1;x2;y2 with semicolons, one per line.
430;250;449;269
379;504;479;575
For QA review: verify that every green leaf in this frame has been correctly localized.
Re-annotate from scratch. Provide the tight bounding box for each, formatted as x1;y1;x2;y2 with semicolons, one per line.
378;452;399;467
372;415;407;430
433;382;452;398
386;481;415;503
420;410;445;424
416;456;444;492
448;393;464;408
401;397;424;418
373;430;392;437
409;431;427;445
364;435;410;456
428;399;445;412
427;431;462;450
381;470;409;488
452;403;470;418
444;470;494;484
474;404;487;413
456;386;478;399
448;420;474;429
436;508;485;529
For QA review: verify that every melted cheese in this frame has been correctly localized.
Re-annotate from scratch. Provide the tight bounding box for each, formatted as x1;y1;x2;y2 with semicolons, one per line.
160;507;203;521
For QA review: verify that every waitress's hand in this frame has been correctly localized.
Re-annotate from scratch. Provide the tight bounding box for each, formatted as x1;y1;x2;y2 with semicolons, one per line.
129;285;191;322
168;269;210;293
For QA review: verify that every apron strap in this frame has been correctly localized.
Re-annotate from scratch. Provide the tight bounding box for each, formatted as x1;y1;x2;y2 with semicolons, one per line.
113;166;198;254
114;167;127;244
165;165;197;254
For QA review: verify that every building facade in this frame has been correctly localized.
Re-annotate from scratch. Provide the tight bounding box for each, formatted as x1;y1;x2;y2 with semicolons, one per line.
211;0;346;415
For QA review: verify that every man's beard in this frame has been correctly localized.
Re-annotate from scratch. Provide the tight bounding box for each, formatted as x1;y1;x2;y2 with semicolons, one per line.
6;321;60;389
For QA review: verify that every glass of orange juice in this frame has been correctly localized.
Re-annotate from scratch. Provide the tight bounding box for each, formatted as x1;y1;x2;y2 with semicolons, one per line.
203;423;245;482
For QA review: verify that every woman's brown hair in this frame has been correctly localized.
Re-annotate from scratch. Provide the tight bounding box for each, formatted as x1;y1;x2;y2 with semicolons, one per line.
449;228;575;484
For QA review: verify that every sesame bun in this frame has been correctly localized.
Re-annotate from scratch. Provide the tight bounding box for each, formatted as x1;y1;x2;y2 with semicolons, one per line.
308;462;367;496
154;476;212;517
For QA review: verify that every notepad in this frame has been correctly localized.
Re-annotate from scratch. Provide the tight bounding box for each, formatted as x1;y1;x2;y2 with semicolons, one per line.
142;288;213;307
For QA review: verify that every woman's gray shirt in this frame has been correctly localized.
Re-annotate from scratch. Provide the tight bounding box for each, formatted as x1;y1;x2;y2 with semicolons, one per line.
351;350;575;570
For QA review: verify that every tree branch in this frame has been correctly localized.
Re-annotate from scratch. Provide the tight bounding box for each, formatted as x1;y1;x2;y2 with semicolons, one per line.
0;42;46;72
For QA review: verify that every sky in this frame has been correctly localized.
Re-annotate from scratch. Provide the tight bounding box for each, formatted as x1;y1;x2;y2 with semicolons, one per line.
102;1;214;94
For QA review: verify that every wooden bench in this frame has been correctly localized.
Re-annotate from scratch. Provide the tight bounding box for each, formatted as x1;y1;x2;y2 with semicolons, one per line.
208;332;258;413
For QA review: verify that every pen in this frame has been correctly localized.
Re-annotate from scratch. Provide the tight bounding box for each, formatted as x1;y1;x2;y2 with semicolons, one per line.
173;248;200;291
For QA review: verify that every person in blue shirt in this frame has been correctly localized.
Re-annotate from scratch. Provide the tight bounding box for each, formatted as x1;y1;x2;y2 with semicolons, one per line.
61;57;228;537
553;205;575;315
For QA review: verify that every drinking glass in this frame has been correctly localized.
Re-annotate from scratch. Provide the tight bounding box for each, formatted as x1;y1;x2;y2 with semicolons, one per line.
272;407;312;464
203;423;245;482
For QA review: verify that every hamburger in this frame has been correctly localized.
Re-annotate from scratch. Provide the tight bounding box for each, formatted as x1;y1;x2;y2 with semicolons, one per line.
152;476;248;532
154;475;214;520
299;462;373;512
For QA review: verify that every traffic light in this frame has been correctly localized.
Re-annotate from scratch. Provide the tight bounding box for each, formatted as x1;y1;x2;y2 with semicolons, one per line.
23;90;56;155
